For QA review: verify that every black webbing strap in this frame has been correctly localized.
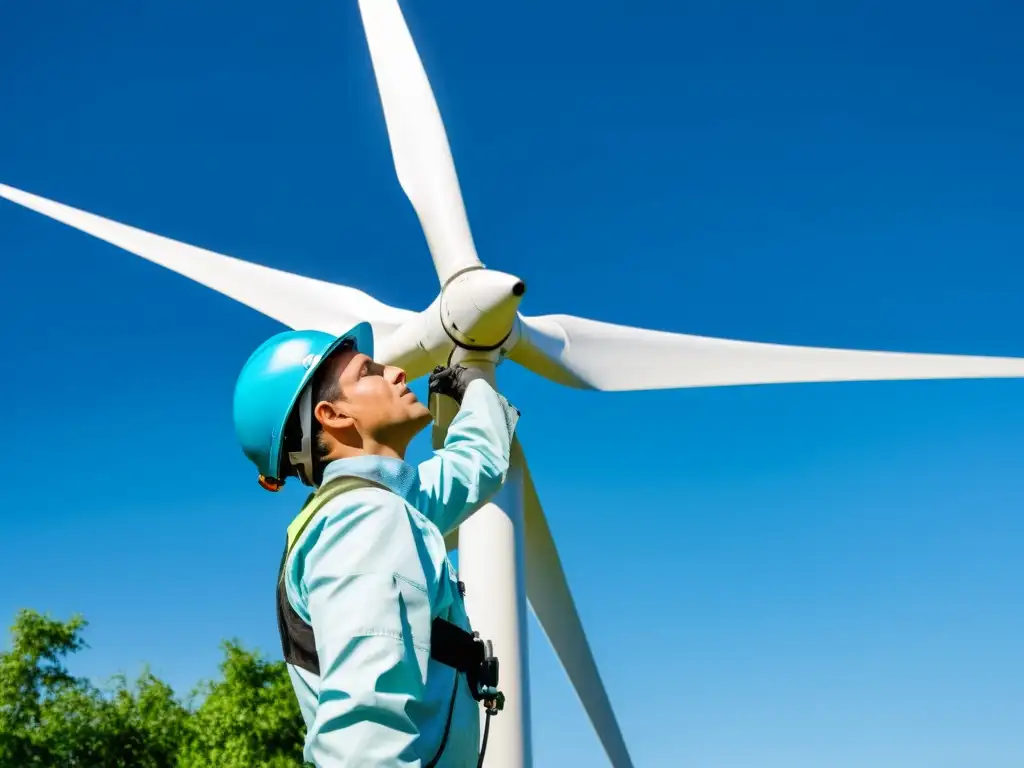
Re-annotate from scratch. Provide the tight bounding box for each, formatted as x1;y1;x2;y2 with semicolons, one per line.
430;616;485;673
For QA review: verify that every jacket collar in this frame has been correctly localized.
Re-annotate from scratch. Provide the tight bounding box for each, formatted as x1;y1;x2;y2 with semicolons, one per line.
319;454;418;500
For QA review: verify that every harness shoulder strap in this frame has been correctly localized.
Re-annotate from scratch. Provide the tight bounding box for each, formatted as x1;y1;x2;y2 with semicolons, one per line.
284;474;388;558
276;473;391;677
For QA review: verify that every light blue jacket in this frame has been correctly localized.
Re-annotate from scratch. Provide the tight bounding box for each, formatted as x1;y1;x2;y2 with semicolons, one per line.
282;379;520;767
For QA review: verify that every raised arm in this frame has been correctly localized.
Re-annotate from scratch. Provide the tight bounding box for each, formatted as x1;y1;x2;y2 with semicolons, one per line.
415;377;520;535
297;491;434;767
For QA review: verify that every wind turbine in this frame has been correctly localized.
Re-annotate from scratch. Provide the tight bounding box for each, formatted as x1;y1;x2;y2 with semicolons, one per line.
2;0;1024;765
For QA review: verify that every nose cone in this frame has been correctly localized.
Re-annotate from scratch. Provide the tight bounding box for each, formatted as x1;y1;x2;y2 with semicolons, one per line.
441;269;526;349
471;270;526;314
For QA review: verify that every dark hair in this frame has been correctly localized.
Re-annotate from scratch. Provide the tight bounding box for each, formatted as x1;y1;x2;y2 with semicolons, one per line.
282;338;354;473
310;342;351;459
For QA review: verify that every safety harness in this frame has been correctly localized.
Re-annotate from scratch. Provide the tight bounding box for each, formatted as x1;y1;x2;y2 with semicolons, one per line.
276;474;504;767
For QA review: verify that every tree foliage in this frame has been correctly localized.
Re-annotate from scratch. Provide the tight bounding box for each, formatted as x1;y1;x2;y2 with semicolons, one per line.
0;609;307;767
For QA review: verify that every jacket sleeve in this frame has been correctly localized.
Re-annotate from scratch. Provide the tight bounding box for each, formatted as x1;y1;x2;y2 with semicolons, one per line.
300;491;434;767
415;378;520;535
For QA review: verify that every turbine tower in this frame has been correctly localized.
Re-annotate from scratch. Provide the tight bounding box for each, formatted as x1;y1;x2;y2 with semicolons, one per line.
3;1;1024;766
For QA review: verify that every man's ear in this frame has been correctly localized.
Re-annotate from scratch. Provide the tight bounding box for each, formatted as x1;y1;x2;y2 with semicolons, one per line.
314;399;355;431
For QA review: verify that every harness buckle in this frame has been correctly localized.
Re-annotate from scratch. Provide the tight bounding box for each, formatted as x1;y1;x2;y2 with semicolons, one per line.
483;691;505;716
468;635;503;715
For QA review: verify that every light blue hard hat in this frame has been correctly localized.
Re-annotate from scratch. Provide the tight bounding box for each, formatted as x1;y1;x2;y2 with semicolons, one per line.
232;322;374;491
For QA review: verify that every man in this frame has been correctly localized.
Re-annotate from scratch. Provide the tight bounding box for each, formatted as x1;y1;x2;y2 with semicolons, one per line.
232;321;520;767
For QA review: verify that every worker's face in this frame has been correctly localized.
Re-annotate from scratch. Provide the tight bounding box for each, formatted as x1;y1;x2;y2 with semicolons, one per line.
314;347;431;450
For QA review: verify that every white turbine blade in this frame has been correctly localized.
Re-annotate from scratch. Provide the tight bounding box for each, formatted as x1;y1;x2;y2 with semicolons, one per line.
0;183;414;338
521;448;634;768
512;312;1024;391
357;0;482;285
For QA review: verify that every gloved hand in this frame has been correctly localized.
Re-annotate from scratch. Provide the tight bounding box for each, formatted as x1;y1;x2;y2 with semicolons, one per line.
428;364;486;405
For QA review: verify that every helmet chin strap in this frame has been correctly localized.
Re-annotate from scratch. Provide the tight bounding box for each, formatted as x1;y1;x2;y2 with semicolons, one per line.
287;384;317;488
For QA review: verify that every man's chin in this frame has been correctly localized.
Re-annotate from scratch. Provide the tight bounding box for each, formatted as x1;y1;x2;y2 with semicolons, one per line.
395;403;432;435
411;404;433;428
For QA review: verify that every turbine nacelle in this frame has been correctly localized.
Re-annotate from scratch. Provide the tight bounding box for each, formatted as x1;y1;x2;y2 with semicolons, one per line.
373;268;526;379
441;268;525;351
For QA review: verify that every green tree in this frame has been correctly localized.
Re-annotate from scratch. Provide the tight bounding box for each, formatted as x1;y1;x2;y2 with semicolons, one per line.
0;609;306;768
0;608;92;766
177;640;306;768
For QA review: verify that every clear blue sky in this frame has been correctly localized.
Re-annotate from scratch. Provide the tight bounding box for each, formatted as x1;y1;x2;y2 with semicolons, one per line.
2;1;1022;765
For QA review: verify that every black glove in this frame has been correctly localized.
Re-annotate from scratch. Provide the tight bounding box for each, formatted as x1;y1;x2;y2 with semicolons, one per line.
428;364;482;404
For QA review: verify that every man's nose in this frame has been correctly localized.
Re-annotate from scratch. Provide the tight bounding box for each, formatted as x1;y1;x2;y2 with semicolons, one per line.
386;366;407;386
